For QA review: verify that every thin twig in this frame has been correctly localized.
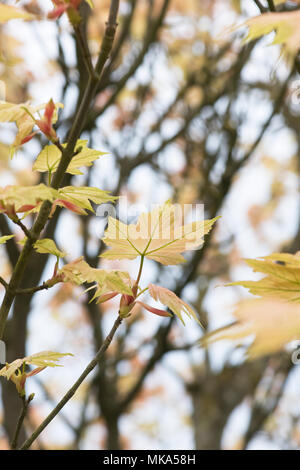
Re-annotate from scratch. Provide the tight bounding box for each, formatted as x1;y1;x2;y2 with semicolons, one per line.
14;282;51;295
267;0;276;11
253;0;267;12
13;218;32;240
0;277;9;290
19;315;123;450
11;395;33;450
74;25;94;78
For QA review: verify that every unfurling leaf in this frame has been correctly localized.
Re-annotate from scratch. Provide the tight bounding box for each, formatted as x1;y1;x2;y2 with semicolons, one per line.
201;298;300;359
33;140;106;175
0;351;72;396
0;235;14;244
148;283;200;325
101;201;218;265
59;257;133;298
229;252;300;302
0;4;36;23
0;100;63;155
55;186;117;215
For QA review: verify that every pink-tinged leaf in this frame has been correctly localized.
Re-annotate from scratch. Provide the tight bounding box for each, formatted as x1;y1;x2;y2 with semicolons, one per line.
21;131;38;145
97;292;119;304
53;198;86;215
136;301;173;318
26;367;46;378
148;283;200;325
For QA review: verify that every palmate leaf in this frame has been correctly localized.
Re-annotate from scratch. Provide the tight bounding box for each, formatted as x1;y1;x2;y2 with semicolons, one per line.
33;140;106;175
56;186;117;215
148;284;200;325
34;239;66;258
240;11;300;57
101;201;219;265
59;257;133;297
19;238;66;259
0;351;73;381
0;183;57;213
201;298;300;359
229;252;300;302
0;4;36;23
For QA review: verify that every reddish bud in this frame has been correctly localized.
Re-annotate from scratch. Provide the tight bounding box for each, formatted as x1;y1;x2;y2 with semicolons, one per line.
119;294;135;318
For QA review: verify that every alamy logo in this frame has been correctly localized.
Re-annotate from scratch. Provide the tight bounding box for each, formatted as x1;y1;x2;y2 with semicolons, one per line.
0;340;6;364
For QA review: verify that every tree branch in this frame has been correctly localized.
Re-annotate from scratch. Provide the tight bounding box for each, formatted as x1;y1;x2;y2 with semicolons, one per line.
19;315;123;450
0;0;120;341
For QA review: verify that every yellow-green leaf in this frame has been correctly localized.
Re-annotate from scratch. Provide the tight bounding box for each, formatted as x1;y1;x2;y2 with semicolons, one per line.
148;283;200;325
241;11;300;57
19;238;66;258
201;298;300;359
0;351;73;381
101;201;219;265
34;239;66;258
0;184;58;213
59;257;133;297
0;235;14;244
229;252;300;302
57;186;117;214
33;140;106;175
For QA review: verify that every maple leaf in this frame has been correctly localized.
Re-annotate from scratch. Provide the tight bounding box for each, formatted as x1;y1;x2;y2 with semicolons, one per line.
0;4;36;23
229;252;300;302
101;201;219;265
33;140;105;175
59;257;133;297
0;184;58;216
19;238;66;259
0;351;72;396
147;283;200;325
54;186;117;215
240;11;300;57
201;298;300;359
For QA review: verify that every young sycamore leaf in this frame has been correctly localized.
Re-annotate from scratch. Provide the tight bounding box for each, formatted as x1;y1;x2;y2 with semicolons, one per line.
240;11;300;57
18;238;66;259
147;283;200;325
101;201;219;265
201;298;300;359
0;351;72;396
229;252;300;302
0;100;63;155
33;140;106;175
0;184;58;215
59;257;133;298
55;186;117;215
0;4;36;23
0;235;14;244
